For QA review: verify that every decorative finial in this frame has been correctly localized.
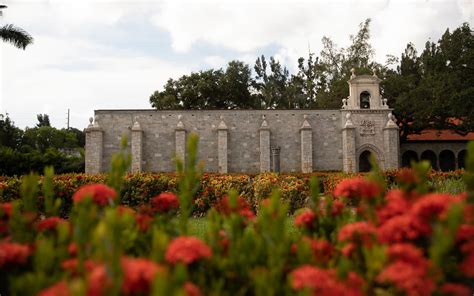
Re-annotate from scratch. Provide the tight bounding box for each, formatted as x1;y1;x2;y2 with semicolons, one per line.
89;117;93;124
344;112;354;128
262;114;266;120
350;68;356;78
178;114;182;120
303;114;308;119
373;69;377;77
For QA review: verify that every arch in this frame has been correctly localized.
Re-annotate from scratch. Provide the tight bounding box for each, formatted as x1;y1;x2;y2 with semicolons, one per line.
359;150;372;172
420;150;438;170
401;150;418;168
439;150;456;171
356;144;383;172
458;150;467;169
360;91;371;109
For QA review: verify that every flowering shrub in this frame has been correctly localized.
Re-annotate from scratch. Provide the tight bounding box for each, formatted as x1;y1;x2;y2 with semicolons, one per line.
0;135;473;295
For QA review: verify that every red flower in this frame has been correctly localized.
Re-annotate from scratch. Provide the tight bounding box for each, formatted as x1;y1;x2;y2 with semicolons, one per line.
165;236;212;265
0;241;31;268
294;210;316;229
460;241;474;278
396;168;420;188
150;192;179;213
338;221;377;244
135;214;153;232
440;283;471;296
376;190;411;225
331;200;345;216
68;243;78;256
183;282;202;296
121;257;163;295
333;177;382;200
290;265;363;295
377;261;434;296
38;281;71;296
387;243;429;270
61;258;99;274
0;202;12;234
36;216;67;232
215;195;255;220
302;237;334;264
456;224;474;243
72;184;117;206
87;264;112;296
377;214;420;243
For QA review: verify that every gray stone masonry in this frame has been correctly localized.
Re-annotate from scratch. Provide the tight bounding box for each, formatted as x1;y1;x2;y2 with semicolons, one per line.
300;115;313;173
217;118;228;173
85;117;103;174
131;118;143;172
85;73;401;173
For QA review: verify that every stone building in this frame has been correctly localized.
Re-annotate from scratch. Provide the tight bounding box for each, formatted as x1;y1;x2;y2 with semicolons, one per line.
85;70;400;174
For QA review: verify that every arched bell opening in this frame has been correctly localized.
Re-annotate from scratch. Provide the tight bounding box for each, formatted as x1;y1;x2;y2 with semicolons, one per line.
360;91;371;109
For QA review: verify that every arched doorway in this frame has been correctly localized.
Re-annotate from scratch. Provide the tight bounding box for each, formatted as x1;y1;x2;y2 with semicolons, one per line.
420;150;438;170
458;150;467;169
401;150;418;167
360;91;370;109
439;150;456;171
359;150;372;172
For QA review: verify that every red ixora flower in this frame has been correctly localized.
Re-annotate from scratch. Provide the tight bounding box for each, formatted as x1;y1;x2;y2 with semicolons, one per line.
121;257;163;295
377;214;420;243
290;265;364;296
338;221;377;244
439;283;471;296
165;236;212;265
183;282;203;296
376;260;434;296
38;281;71;296
0;241;31;268
376;190;411;226
72;184;117;206
150;192;179;213
333;177;382;200
215;195;255;220
294;209;316;229
302;237;335;264
36;216;67;232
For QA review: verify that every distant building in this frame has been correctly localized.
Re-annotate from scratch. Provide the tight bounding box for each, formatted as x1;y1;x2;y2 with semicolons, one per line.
400;129;472;171
84;70;465;173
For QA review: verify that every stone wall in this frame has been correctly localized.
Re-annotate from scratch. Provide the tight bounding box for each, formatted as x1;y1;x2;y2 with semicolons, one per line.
88;109;344;173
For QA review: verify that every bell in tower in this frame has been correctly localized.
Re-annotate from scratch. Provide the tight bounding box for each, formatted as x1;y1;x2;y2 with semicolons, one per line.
342;68;388;110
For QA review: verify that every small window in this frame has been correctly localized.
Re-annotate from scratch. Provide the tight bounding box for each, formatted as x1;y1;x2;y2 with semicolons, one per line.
360;91;370;109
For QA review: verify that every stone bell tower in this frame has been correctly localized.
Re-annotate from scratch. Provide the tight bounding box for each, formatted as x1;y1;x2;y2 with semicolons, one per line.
341;69;399;172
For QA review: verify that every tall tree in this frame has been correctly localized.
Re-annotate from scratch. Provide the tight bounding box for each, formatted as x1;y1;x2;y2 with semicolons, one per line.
36;114;51;127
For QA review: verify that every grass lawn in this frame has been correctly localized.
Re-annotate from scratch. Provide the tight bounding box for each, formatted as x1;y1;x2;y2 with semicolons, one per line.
187;216;299;239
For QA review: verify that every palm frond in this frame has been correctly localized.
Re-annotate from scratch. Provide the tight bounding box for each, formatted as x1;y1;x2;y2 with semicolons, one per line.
0;24;33;49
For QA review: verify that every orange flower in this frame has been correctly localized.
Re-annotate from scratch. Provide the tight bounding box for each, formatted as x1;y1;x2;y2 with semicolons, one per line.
165;236;212;265
72;184;117;206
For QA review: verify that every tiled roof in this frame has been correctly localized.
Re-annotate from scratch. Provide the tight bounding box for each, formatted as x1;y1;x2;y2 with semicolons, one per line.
406;129;474;141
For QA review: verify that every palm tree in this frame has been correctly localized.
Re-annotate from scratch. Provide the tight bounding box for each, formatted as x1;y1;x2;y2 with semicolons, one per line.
0;5;33;50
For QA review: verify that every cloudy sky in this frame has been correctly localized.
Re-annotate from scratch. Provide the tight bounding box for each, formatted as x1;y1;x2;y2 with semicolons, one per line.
0;0;472;129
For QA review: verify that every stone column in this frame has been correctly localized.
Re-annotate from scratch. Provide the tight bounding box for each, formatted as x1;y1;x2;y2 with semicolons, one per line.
342;113;356;173
383;113;400;170
175;116;186;164
259;115;271;172
217;117;228;173
300;115;313;173
85;116;103;174
131;118;143;173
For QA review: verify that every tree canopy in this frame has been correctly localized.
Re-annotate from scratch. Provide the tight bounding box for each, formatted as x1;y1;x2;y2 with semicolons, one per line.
149;20;473;141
